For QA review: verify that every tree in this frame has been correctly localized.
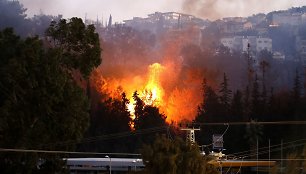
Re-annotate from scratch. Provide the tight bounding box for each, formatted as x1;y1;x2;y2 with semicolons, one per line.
292;69;302;106
81;93;132;153
132;91;168;147
133;91;167;131
243;84;251;121
141;134;218;174
219;73;232;117
251;74;261;118
133;91;145;127
258;50;271;87
245;43;255;87
196;79;224;146
45;17;101;78
0;18;101;173
230;90;244;121
196;79;222;123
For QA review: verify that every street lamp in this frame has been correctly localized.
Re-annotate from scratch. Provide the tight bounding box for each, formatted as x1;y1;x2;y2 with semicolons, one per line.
132;159;141;172
105;155;111;174
132;160;136;171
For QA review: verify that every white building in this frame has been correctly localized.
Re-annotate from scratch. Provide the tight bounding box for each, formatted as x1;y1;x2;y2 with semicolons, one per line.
273;52;285;61
256;38;272;52
123;12;207;34
221;36;272;53
220;38;234;50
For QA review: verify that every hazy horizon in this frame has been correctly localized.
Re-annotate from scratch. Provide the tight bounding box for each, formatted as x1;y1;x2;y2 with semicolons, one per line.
18;0;306;22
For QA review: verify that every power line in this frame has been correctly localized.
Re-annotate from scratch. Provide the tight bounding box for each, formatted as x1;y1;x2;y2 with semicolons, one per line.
0;148;141;156
231;139;306;159
193;121;306;126
230;138;306;157
38;126;168;148
244;141;306;159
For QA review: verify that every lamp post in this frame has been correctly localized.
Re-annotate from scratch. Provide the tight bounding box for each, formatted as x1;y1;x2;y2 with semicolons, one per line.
105;155;111;174
132;159;141;172
132;160;136;171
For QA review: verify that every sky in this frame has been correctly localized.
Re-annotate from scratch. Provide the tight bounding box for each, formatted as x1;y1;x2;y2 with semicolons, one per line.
18;0;306;22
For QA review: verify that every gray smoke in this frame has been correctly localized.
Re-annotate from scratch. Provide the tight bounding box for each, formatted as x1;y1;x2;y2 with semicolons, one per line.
182;0;293;20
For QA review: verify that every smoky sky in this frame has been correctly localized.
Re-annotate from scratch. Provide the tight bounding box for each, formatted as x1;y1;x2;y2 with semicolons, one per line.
182;0;306;20
18;0;183;22
18;0;306;22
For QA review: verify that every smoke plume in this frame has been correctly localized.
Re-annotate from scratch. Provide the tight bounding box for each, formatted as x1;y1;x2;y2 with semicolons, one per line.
182;0;292;20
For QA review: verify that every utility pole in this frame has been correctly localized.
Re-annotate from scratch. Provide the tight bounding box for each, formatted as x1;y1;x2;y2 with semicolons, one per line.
180;127;200;144
257;138;259;174
281;139;283;173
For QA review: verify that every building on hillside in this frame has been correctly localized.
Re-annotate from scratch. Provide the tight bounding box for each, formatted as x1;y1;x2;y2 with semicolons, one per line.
220;37;234;50
222;17;247;23
243;21;253;30
256;37;272;52
296;38;306;65
221;21;244;33
242;36;257;52
221;36;272;53
302;13;306;22
296;38;306;89
219;17;254;34
123;12;208;34
273;52;286;61
248;13;267;26
272;12;302;26
220;36;244;52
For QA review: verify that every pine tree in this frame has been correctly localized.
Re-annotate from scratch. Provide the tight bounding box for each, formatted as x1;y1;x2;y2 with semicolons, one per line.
219;73;232;116
251;74;260;118
133;91;145;128
260;83;268;120
243;86;251;121
291;69;303;120
196;79;221;123
230;90;244;121
292;69;302;105
246;43;255;87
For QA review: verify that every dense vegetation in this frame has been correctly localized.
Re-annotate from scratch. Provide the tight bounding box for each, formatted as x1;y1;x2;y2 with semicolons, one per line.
0;1;101;172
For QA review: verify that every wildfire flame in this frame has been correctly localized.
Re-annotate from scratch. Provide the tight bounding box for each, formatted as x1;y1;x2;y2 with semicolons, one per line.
93;61;202;123
126;63;164;120
140;63;164;106
93;23;207;124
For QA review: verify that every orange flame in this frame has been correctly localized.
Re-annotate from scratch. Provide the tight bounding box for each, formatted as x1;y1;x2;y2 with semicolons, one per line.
140;63;164;106
93;61;202;124
94;27;205;123
126;63;164;122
